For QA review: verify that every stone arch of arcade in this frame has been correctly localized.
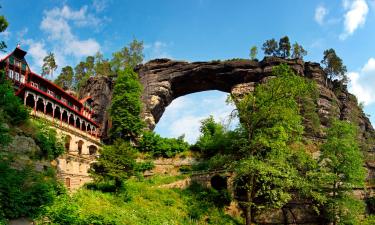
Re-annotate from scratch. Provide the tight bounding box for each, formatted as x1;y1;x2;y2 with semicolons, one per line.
136;58;305;130
24;91;98;137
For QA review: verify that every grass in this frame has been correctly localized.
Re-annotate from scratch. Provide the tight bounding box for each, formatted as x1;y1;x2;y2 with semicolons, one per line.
37;175;242;225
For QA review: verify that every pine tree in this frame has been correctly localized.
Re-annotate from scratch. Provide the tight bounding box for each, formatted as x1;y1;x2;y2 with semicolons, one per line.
109;67;144;141
42;52;58;79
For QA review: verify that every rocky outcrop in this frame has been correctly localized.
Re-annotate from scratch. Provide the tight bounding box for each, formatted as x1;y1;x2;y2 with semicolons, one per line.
81;56;374;143
79;76;114;140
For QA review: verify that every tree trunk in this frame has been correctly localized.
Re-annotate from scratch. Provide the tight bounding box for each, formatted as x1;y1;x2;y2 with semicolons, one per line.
244;189;252;225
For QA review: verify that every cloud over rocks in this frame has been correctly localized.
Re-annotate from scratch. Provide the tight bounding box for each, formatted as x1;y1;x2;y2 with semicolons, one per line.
340;0;369;40
349;57;375;105
315;5;328;25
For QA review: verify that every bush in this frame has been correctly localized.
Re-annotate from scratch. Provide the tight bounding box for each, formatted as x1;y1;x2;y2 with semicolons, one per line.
0;160;63;220
0;70;29;125
33;121;65;160
138;131;190;158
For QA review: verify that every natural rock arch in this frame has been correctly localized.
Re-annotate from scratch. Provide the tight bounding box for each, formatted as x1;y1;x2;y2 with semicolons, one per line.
80;57;374;140
136;57;305;129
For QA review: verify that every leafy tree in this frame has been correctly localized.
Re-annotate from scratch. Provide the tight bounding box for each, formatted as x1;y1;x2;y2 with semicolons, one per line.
0;14;8;51
111;39;144;73
321;48;348;84
109;67;144;141
249;46;257;60
231;64;316;225
94;52;112;77
261;38;278;56
33;121;65;160
278;36;291;58
291;42;308;59
0;70;29;125
138;131;189;158
73;56;96;91
194;116;233;157
54;66;74;90
319;119;366;224
89;139;138;189
42;52;58;78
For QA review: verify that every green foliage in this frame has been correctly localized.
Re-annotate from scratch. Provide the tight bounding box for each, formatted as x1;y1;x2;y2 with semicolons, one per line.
292;42;308;59
194;116;239;157
0;14;8;51
230;64;317;223
42;52;58;78
94;52;112;77
319;119;366;224
321;48;348;84
249;46;257;60
54;66;74;90
262;38;278;56
39;177;241;225
109;67;144;141
111;39;144;73
138;131;190;158
278;36;291;58
0;160;63;220
90;140;138;189
0;115;11;147
33;121;65;160
0;70;29;125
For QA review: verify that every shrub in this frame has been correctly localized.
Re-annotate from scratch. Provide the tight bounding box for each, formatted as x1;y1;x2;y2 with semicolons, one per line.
0;70;29;125
0;160;63;219
33;121;65;160
138;131;190;158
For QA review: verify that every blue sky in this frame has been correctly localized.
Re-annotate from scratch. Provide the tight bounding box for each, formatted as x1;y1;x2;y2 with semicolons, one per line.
1;0;375;143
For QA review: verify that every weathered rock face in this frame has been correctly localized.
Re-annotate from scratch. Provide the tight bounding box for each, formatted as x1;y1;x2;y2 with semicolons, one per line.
81;57;374;142
79;76;114;139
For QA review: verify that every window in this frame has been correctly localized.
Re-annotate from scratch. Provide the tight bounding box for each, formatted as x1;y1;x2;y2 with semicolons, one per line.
7;70;13;79
47;90;55;97
8;56;14;65
20;75;25;83
61;98;67;103
31;82;39;89
22;63;26;71
15;72;19;81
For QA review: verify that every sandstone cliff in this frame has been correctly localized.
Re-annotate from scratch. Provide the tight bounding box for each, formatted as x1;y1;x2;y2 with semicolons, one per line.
80;56;375;178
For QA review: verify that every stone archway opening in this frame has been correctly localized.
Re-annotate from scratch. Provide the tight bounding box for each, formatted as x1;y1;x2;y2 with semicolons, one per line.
88;145;97;155
36;98;44;112
45;102;53;117
65;135;72;152
153;90;237;144
77;140;84;155
211;174;228;191
25;94;35;108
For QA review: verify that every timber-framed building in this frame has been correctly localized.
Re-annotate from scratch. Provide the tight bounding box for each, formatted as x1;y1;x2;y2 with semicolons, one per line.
0;46;101;190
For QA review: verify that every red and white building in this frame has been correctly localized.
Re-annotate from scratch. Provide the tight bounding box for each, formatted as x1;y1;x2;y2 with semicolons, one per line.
1;46;101;190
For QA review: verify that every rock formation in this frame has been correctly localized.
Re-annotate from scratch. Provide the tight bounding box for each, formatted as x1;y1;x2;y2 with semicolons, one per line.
80;56;375;224
81;57;374;142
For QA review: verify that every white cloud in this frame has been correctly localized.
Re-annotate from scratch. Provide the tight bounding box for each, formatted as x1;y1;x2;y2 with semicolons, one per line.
40;5;101;58
145;41;172;60
315;5;328;25
93;0;109;12
0;30;11;41
23;39;48;70
340;0;368;40
21;5;104;78
348;58;375;105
